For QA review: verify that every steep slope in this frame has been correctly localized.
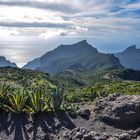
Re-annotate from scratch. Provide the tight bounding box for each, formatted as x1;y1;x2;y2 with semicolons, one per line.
23;58;40;70
115;45;140;70
23;40;122;74
0;56;17;67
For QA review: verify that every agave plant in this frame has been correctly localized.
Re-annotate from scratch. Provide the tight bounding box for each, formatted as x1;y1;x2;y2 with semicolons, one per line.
0;84;11;110
2;90;27;114
25;87;53;115
52;88;63;111
0;84;10;98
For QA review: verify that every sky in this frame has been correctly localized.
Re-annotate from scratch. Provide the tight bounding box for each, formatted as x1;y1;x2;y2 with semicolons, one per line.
0;0;140;67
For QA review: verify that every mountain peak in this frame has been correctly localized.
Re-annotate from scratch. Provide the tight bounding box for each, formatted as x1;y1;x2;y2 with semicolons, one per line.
77;40;87;44
73;40;90;46
24;40;122;74
57;40;93;51
125;45;136;51
0;56;17;67
115;44;140;70
59;40;88;47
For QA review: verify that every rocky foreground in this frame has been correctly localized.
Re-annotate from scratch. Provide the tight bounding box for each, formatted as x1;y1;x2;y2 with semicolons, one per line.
0;94;140;140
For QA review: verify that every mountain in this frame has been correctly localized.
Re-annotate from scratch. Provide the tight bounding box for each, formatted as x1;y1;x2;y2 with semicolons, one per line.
23;40;122;74
0;56;17;67
115;45;140;70
23;58;40;70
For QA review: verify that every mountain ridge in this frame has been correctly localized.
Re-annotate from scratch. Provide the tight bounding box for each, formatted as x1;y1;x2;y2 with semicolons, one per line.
115;45;140;70
23;40;122;74
0;56;17;68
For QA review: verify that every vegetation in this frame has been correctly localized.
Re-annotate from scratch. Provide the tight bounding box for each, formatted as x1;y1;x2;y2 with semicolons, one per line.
25;88;53;115
51;68;140;90
0;67;55;90
65;81;140;103
0;67;139;115
0;84;66;115
51;68;140;103
2;90;27;113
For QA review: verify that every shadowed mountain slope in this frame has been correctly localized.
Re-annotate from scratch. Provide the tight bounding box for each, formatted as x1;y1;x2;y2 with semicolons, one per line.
23;40;122;74
115;45;140;70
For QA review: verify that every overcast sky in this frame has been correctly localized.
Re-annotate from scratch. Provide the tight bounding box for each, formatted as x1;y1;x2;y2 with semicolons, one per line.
0;0;140;67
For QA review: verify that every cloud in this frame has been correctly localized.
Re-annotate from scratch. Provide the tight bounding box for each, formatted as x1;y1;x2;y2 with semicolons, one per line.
39;28;79;38
124;2;140;10
0;0;80;13
0;28;20;36
39;29;65;38
0;21;70;28
75;26;88;31
0;0;140;66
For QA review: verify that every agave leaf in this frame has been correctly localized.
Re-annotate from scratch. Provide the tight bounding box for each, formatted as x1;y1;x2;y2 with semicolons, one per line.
2;104;15;113
42;105;48;112
0;84;10;98
9;95;17;112
25;105;35;114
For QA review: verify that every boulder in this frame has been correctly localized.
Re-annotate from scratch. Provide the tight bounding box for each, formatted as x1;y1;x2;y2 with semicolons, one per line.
94;94;140;129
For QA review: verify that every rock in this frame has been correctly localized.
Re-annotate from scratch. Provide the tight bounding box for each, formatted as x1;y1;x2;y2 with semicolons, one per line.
62;127;88;140
108;93;121;101
63;131;70;139
68;111;77;119
1;94;140;140
77;109;91;119
61;127;110;140
26;124;33;133
118;133;130;140
83;133;93;140
83;131;108;140
71;127;87;139
94;94;140;129
60;94;140;140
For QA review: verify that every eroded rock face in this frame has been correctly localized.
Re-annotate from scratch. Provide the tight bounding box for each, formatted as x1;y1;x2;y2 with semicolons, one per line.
61;127;109;140
94;94;140;129
60;94;140;140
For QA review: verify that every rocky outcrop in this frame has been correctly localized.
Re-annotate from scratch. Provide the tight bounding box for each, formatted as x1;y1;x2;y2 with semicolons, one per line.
94;94;140;129
61;127;109;140
60;94;140;140
1;94;140;140
60;127;140;140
